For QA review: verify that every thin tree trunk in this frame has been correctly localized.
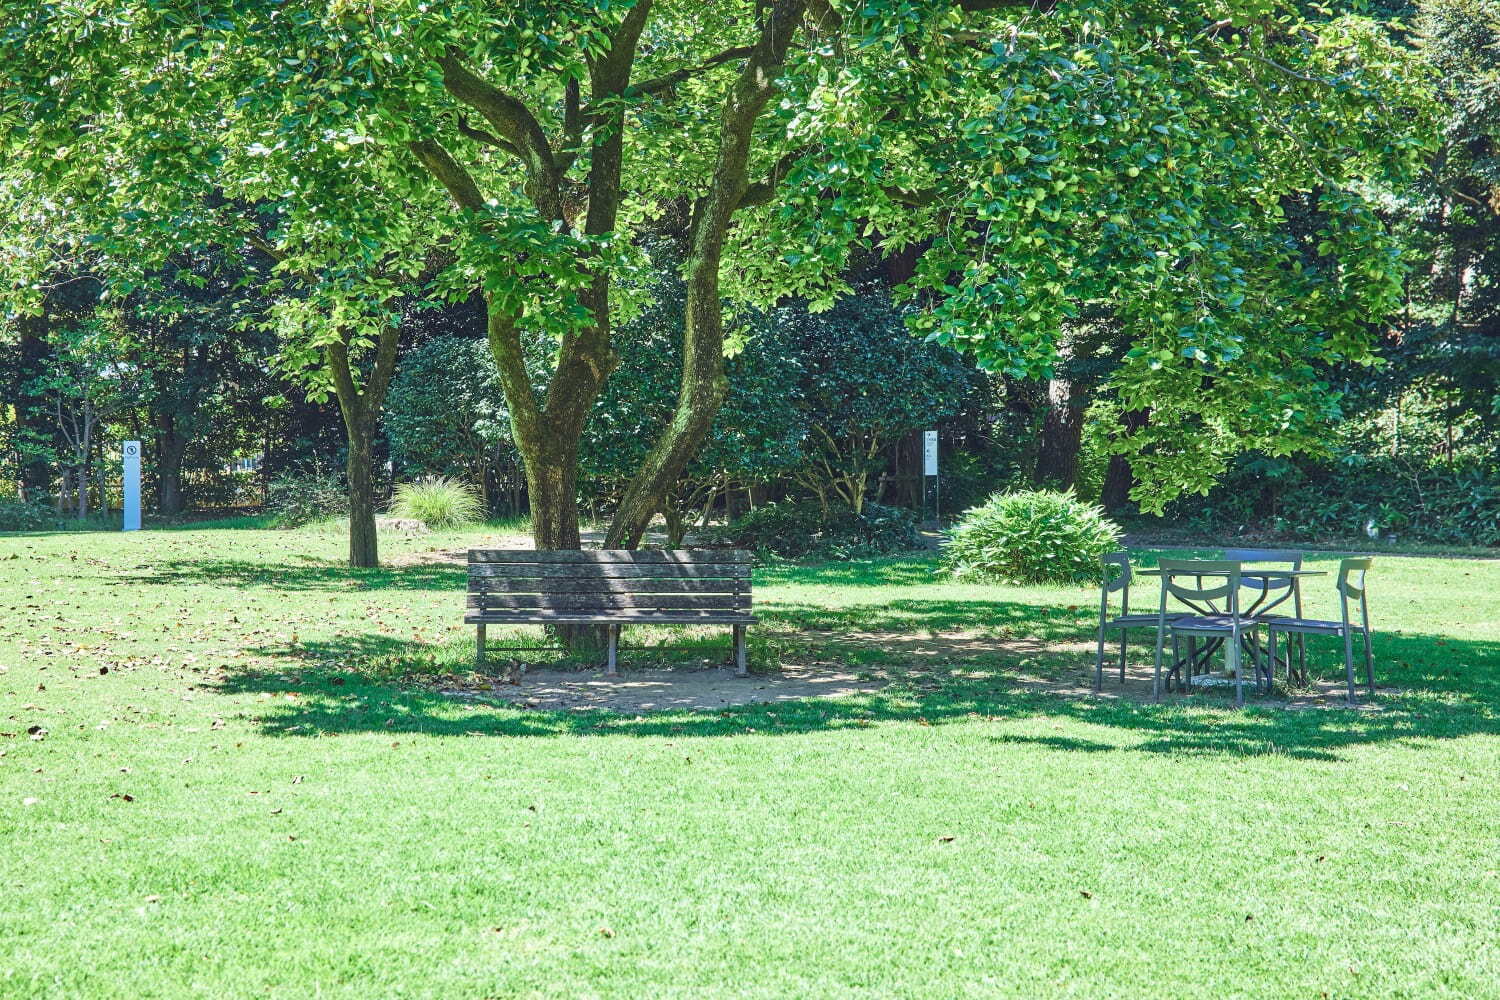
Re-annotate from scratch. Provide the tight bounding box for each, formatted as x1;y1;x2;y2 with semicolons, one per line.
327;325;400;569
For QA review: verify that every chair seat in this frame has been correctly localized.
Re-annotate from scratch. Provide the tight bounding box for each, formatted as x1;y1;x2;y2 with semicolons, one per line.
1103;613;1167;629
1263;616;1357;635
1169;615;1259;634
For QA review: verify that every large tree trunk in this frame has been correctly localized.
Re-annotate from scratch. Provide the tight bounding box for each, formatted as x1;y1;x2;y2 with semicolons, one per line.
157;417;189;516
1033;374;1090;490
345;421;379;568
1100;408;1149;510
524;440;584;550
1032;324;1112;491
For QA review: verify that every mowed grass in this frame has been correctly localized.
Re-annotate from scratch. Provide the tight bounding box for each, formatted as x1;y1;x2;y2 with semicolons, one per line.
2;522;1498;998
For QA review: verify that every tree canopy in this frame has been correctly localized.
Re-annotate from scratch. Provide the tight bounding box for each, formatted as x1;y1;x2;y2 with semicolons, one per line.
1;0;1437;551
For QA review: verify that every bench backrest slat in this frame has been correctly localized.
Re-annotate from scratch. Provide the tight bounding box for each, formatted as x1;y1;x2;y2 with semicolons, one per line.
467;549;752;616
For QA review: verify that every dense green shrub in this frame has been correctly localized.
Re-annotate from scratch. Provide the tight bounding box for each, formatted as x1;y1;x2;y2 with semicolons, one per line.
0;498;61;532
390;477;483;529
944;490;1121;584
1162;454;1500;547
265;469;347;528
707;500;920;560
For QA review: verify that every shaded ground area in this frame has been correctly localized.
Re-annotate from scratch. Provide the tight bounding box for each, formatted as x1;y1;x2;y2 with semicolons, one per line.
422;634;1394;714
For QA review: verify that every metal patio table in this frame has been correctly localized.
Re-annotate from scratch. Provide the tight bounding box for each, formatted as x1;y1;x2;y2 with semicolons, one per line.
1138;568;1327;690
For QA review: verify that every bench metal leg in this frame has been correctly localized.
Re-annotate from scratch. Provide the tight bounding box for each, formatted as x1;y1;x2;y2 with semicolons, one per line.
733;624;748;677
606;625;619;677
476;624;486;669
1363;629;1375;695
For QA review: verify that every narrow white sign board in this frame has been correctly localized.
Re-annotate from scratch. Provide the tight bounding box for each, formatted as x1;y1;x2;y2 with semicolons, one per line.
122;440;141;531
922;430;938;477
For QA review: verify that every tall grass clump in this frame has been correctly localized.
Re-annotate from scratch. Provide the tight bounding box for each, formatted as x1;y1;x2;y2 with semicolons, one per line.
944;489;1121;585
390;476;483;529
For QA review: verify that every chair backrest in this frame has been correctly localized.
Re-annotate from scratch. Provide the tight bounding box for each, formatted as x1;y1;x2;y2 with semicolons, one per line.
1337;557;1372;598
1337;556;1373;629
1100;551;1132;594
1156;559;1244;614
1224;548;1302;592
1099;551;1133;620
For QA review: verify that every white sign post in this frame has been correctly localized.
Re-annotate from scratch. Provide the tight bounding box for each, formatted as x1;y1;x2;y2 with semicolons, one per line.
122;441;141;531
922;430;939;525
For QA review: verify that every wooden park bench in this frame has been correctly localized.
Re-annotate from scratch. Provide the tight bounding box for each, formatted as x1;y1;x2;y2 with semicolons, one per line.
466;549;755;676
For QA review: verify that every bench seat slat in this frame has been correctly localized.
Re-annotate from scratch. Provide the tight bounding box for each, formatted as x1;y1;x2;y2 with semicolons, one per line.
469;593;747;611
466;612;756;625
469;549;750;564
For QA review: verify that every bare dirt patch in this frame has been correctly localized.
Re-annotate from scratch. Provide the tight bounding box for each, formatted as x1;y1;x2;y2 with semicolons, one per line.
440;662;885;713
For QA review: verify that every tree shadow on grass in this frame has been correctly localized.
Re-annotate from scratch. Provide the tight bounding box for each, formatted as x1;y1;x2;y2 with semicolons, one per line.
214;598;1500;761
112;555;467;592
116;552;962;594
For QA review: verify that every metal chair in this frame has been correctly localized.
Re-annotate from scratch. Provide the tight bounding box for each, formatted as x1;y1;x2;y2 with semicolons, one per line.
1265;558;1374;707
1094;552;1167;692
1226;547;1306;680
1153;559;1262;707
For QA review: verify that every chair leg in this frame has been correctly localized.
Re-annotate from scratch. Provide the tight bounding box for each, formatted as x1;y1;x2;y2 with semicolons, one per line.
476;624;486;670
1362;629;1374;695
1342;628;1357;708
1268;628;1278;692
1172;634;1181;693
1152;626;1165;703
1187;636;1196;691
1230;631;1244;708
1119;630;1127;684
1094;625;1106;693
733;624;748;677
606;625;619;677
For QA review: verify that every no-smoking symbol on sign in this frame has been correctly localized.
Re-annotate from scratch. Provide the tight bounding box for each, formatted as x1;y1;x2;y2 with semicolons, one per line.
123;441;140;459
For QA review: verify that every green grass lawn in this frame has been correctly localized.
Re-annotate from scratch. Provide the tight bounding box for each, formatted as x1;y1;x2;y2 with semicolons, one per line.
2;522;1498;998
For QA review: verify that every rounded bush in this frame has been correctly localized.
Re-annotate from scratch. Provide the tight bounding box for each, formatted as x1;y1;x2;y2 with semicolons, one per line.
943;490;1121;585
390;476;483;529
266;469;348;528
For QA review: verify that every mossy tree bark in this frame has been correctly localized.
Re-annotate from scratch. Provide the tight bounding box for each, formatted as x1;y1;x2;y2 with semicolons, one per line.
414;1;809;555
604;0;808;548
